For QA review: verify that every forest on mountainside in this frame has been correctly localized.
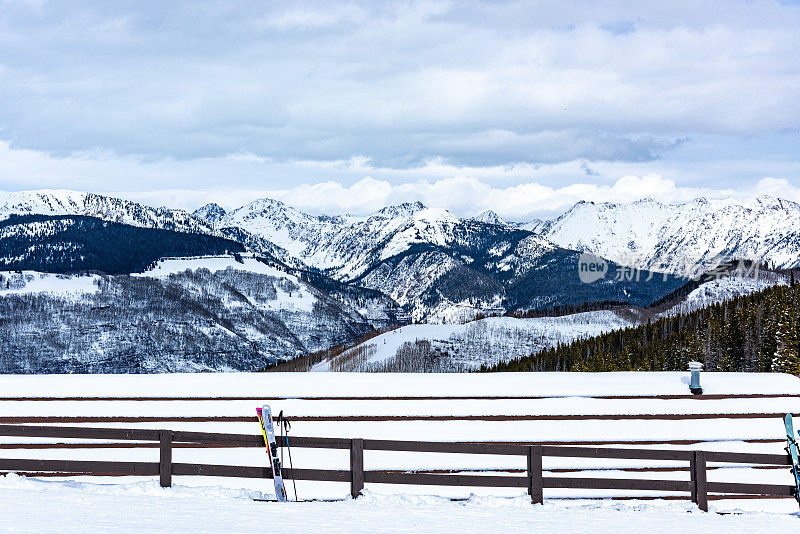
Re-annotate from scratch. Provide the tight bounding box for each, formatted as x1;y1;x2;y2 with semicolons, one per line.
482;279;800;375
0;269;374;373
0;214;245;275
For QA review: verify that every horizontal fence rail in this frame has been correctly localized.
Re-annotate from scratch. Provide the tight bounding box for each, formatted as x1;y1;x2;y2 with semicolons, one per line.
0;393;797;401
0;424;795;511
0;412;798;424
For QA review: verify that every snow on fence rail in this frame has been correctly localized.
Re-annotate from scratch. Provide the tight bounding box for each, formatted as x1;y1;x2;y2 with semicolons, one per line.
0;424;795;512
0;412;797;423
0;392;795;401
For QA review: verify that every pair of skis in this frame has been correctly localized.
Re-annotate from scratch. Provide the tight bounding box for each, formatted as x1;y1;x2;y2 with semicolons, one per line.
785;414;800;506
256;405;288;502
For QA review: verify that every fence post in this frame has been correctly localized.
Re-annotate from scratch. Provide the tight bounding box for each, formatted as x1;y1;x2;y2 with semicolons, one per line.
159;430;173;488
527;445;543;505
689;454;696;503
350;438;364;498
691;450;708;512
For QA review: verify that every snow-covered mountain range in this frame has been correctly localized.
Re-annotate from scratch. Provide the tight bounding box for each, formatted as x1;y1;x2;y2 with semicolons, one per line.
0;190;298;269
1;189;798;372
529;196;800;277
193;194;800;281
192;197;685;321
2;189;799;323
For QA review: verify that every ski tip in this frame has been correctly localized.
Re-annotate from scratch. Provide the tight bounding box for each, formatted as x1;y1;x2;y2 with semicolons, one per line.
256;407;262;416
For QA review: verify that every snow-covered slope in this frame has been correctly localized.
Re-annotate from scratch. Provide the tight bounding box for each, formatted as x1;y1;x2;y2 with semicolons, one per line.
318;264;794;372
136;254;400;327
0;255;383;373
134;254;323;313
659;271;789;317
536;196;800;277
319;311;636;371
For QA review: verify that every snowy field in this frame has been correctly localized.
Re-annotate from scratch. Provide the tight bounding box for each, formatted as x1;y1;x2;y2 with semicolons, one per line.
0;270;100;298
1;371;799;531
2;371;797;398
1;477;799;534
134;254;286;279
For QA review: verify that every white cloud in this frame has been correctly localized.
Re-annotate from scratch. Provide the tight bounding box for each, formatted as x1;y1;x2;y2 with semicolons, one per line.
286;174;736;219
753;177;800;201
1;138;799;220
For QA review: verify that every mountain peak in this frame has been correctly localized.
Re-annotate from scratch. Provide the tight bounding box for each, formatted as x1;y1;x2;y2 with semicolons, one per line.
222;197;318;232
374;201;427;218
192;203;227;227
237;197;305;218
473;210;508;226
245;197;288;210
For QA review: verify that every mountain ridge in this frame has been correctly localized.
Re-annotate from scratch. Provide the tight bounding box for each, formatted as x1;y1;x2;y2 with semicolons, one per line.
4;189;799;321
536;195;800;277
0;190;214;235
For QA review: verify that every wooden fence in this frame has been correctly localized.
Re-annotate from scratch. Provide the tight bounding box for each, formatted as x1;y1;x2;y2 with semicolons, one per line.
0;424;796;512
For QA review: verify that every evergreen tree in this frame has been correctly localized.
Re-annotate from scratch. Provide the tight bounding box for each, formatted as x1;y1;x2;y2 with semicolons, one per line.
772;307;800;375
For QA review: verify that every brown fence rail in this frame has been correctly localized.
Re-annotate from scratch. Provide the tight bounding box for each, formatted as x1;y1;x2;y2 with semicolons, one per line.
0;424;795;512
0;412;797;423
0;393;797;401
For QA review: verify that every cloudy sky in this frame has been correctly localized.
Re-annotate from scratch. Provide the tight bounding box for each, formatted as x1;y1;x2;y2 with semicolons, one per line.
1;0;799;219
